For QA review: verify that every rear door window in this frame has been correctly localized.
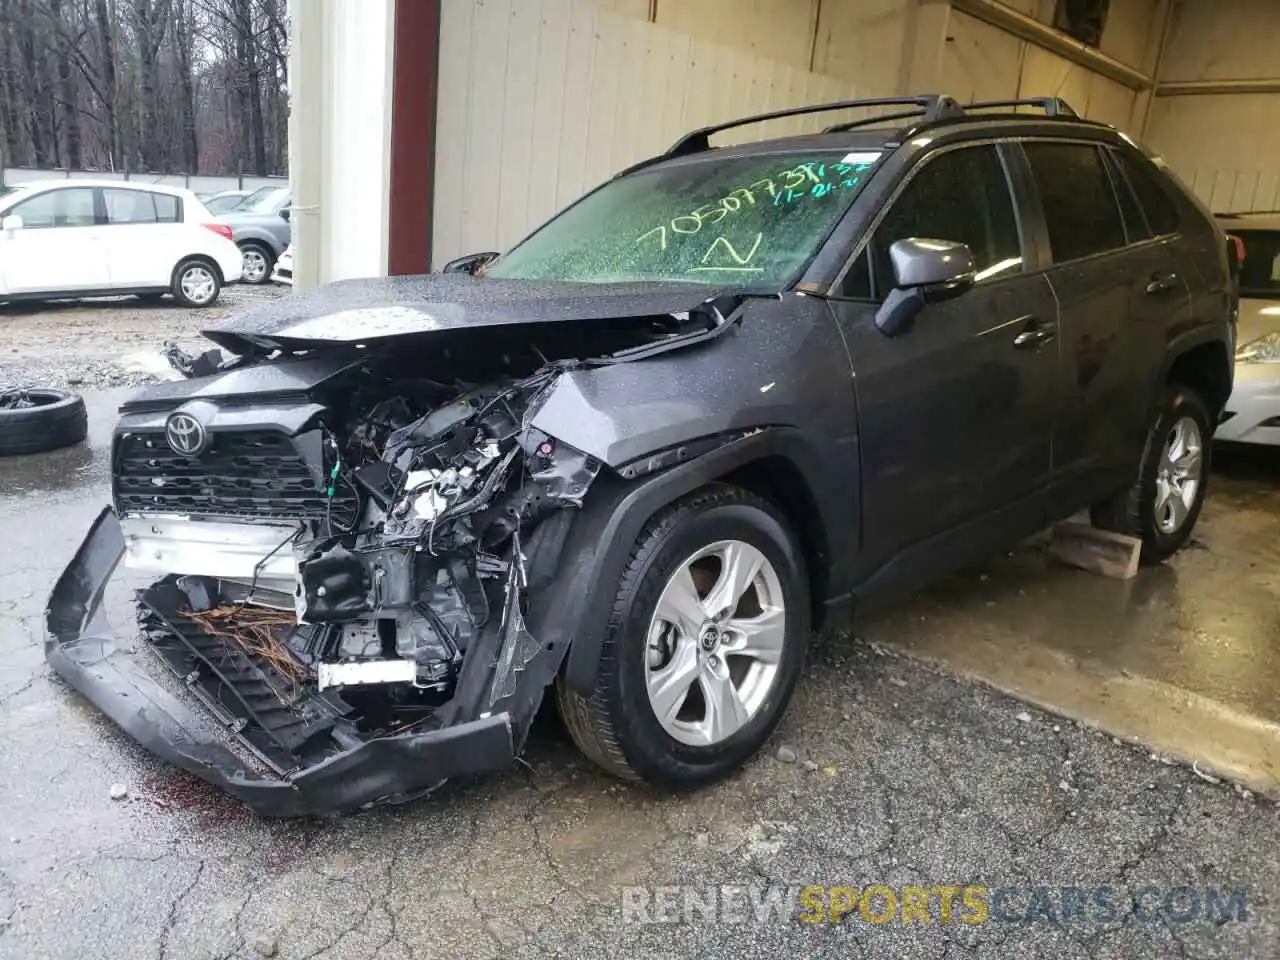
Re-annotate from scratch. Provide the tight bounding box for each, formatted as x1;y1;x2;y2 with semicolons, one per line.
1103;151;1153;244
104;189;158;225
154;194;181;223
1023;142;1127;262
1113;151;1181;237
863;144;1023;297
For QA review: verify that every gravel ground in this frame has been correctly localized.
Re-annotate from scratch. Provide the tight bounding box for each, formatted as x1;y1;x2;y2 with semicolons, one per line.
0;284;285;390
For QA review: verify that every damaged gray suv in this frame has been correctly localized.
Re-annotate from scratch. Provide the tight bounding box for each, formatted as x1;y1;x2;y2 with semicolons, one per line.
47;96;1235;816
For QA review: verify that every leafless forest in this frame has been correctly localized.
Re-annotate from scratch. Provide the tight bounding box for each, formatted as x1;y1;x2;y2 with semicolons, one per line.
0;0;288;176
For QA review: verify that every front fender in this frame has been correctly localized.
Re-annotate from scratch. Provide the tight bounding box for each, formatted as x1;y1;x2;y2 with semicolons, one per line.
524;427;854;697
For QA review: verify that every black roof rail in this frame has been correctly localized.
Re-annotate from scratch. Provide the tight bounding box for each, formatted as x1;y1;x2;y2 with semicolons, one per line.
664;95;966;157
963;97;1079;117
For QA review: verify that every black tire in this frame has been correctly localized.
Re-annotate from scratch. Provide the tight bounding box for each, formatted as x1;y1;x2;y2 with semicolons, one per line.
557;484;809;787
0;388;87;456
171;258;222;307
237;242;274;285
1090;385;1212;563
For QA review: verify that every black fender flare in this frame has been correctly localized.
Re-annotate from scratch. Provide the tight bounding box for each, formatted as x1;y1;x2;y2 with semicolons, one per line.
523;427;843;697
1156;324;1234;416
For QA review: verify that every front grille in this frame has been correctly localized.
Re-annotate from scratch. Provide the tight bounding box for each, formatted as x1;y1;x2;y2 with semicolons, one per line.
115;429;353;521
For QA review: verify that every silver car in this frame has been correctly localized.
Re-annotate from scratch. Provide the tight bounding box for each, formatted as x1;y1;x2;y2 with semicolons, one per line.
216;186;291;284
1216;213;1280;445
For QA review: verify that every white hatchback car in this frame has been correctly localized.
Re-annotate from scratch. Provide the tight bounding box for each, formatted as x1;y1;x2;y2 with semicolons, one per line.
0;180;243;307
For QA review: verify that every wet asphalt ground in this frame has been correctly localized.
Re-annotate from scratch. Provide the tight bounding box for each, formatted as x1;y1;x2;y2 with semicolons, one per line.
3;300;1280;959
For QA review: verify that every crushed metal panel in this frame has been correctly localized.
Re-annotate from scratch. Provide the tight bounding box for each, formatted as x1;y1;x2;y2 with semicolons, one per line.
121;515;300;583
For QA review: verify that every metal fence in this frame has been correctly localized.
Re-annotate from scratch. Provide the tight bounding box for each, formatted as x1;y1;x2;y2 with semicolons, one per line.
2;167;286;195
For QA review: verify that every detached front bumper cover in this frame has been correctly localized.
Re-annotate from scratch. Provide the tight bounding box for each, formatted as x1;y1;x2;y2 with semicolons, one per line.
44;507;515;817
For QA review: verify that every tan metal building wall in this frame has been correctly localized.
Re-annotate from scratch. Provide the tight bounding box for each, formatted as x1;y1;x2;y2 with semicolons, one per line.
431;0;912;267
1143;0;1280;212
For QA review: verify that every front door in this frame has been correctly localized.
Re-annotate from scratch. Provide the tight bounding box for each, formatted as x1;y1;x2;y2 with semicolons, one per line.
831;143;1060;572
0;187;108;294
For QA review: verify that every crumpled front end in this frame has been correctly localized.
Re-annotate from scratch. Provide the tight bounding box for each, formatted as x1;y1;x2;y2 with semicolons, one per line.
45;507;555;815
45;357;618;815
44;293;745;815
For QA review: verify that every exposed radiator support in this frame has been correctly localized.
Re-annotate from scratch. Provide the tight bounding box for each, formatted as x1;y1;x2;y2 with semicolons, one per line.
951;0;1153;91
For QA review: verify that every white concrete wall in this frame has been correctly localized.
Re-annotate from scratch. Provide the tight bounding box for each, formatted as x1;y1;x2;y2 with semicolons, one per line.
1144;0;1280;212
431;0;908;267
288;0;396;288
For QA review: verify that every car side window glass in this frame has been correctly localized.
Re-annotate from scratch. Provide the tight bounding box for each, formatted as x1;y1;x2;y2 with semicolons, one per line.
10;188;96;229
104;189;158;225
154;194;181;223
1115;151;1181;236
869;145;1022;297
1104;150;1152;244
1023;142;1127;262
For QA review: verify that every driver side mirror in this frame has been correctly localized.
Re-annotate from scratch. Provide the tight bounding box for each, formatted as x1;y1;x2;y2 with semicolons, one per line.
279;208;291;221
874;238;975;337
441;251;499;275
1;214;23;234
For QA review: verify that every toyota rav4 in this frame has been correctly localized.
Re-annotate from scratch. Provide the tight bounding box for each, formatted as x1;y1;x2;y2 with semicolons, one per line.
47;96;1235;816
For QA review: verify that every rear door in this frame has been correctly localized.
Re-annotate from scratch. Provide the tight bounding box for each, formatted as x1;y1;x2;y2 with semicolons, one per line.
1017;140;1186;503
102;188;185;288
830;142;1060;569
0;187;107;293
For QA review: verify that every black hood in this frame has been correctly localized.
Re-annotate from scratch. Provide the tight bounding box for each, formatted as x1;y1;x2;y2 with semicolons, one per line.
204;274;733;353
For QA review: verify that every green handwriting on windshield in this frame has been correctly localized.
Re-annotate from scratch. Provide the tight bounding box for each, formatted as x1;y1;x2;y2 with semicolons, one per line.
634;160;873;253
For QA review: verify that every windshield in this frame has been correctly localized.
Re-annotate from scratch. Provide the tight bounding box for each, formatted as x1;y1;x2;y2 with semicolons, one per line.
487;150;880;288
1235;230;1280;299
242;186;288;214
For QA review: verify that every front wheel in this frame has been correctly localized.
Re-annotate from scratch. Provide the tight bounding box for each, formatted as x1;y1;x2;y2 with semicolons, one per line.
172;259;221;307
1091;385;1211;563
557;485;809;787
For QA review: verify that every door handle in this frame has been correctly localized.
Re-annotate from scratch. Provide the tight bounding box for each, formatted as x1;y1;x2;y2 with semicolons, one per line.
1012;316;1057;349
1145;271;1179;295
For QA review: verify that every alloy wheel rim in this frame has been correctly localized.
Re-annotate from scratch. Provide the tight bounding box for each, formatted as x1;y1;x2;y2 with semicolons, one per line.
242;249;267;282
181;267;216;304
1154;415;1203;534
644;539;786;747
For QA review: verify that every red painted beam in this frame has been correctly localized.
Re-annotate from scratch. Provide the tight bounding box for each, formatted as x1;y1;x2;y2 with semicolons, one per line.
387;0;441;275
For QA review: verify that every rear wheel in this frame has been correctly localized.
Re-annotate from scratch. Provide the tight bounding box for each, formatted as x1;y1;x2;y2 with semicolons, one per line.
238;242;273;284
1091;385;1211;563
557;485;809;787
172;259;221;307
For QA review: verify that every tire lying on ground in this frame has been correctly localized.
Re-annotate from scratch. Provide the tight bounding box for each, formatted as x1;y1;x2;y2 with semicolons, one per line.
0;388;88;456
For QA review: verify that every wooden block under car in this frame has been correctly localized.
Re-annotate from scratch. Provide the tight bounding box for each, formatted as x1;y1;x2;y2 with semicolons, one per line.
1048;521;1142;580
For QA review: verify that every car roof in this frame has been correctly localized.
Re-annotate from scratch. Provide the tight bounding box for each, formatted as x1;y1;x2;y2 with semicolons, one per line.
5;179;193;198
1216;212;1280;233
627;111;1128;177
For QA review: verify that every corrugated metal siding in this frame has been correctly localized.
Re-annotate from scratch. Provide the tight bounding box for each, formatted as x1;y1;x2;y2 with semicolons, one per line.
941;10;1139;130
1144;0;1280;212
432;0;869;267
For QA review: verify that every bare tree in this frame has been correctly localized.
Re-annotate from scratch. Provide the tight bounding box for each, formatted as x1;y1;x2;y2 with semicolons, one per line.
0;0;288;175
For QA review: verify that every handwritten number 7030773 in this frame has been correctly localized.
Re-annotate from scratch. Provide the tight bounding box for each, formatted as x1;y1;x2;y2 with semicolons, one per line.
634;160;871;271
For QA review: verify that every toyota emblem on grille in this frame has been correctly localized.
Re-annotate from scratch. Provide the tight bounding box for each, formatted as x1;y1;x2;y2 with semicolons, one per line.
164;412;208;456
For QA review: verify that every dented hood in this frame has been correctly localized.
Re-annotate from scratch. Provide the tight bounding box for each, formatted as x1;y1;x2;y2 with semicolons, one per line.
204;274;731;353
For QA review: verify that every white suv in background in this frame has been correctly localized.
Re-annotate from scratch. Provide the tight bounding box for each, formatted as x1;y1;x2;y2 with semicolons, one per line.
0;180;243;307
